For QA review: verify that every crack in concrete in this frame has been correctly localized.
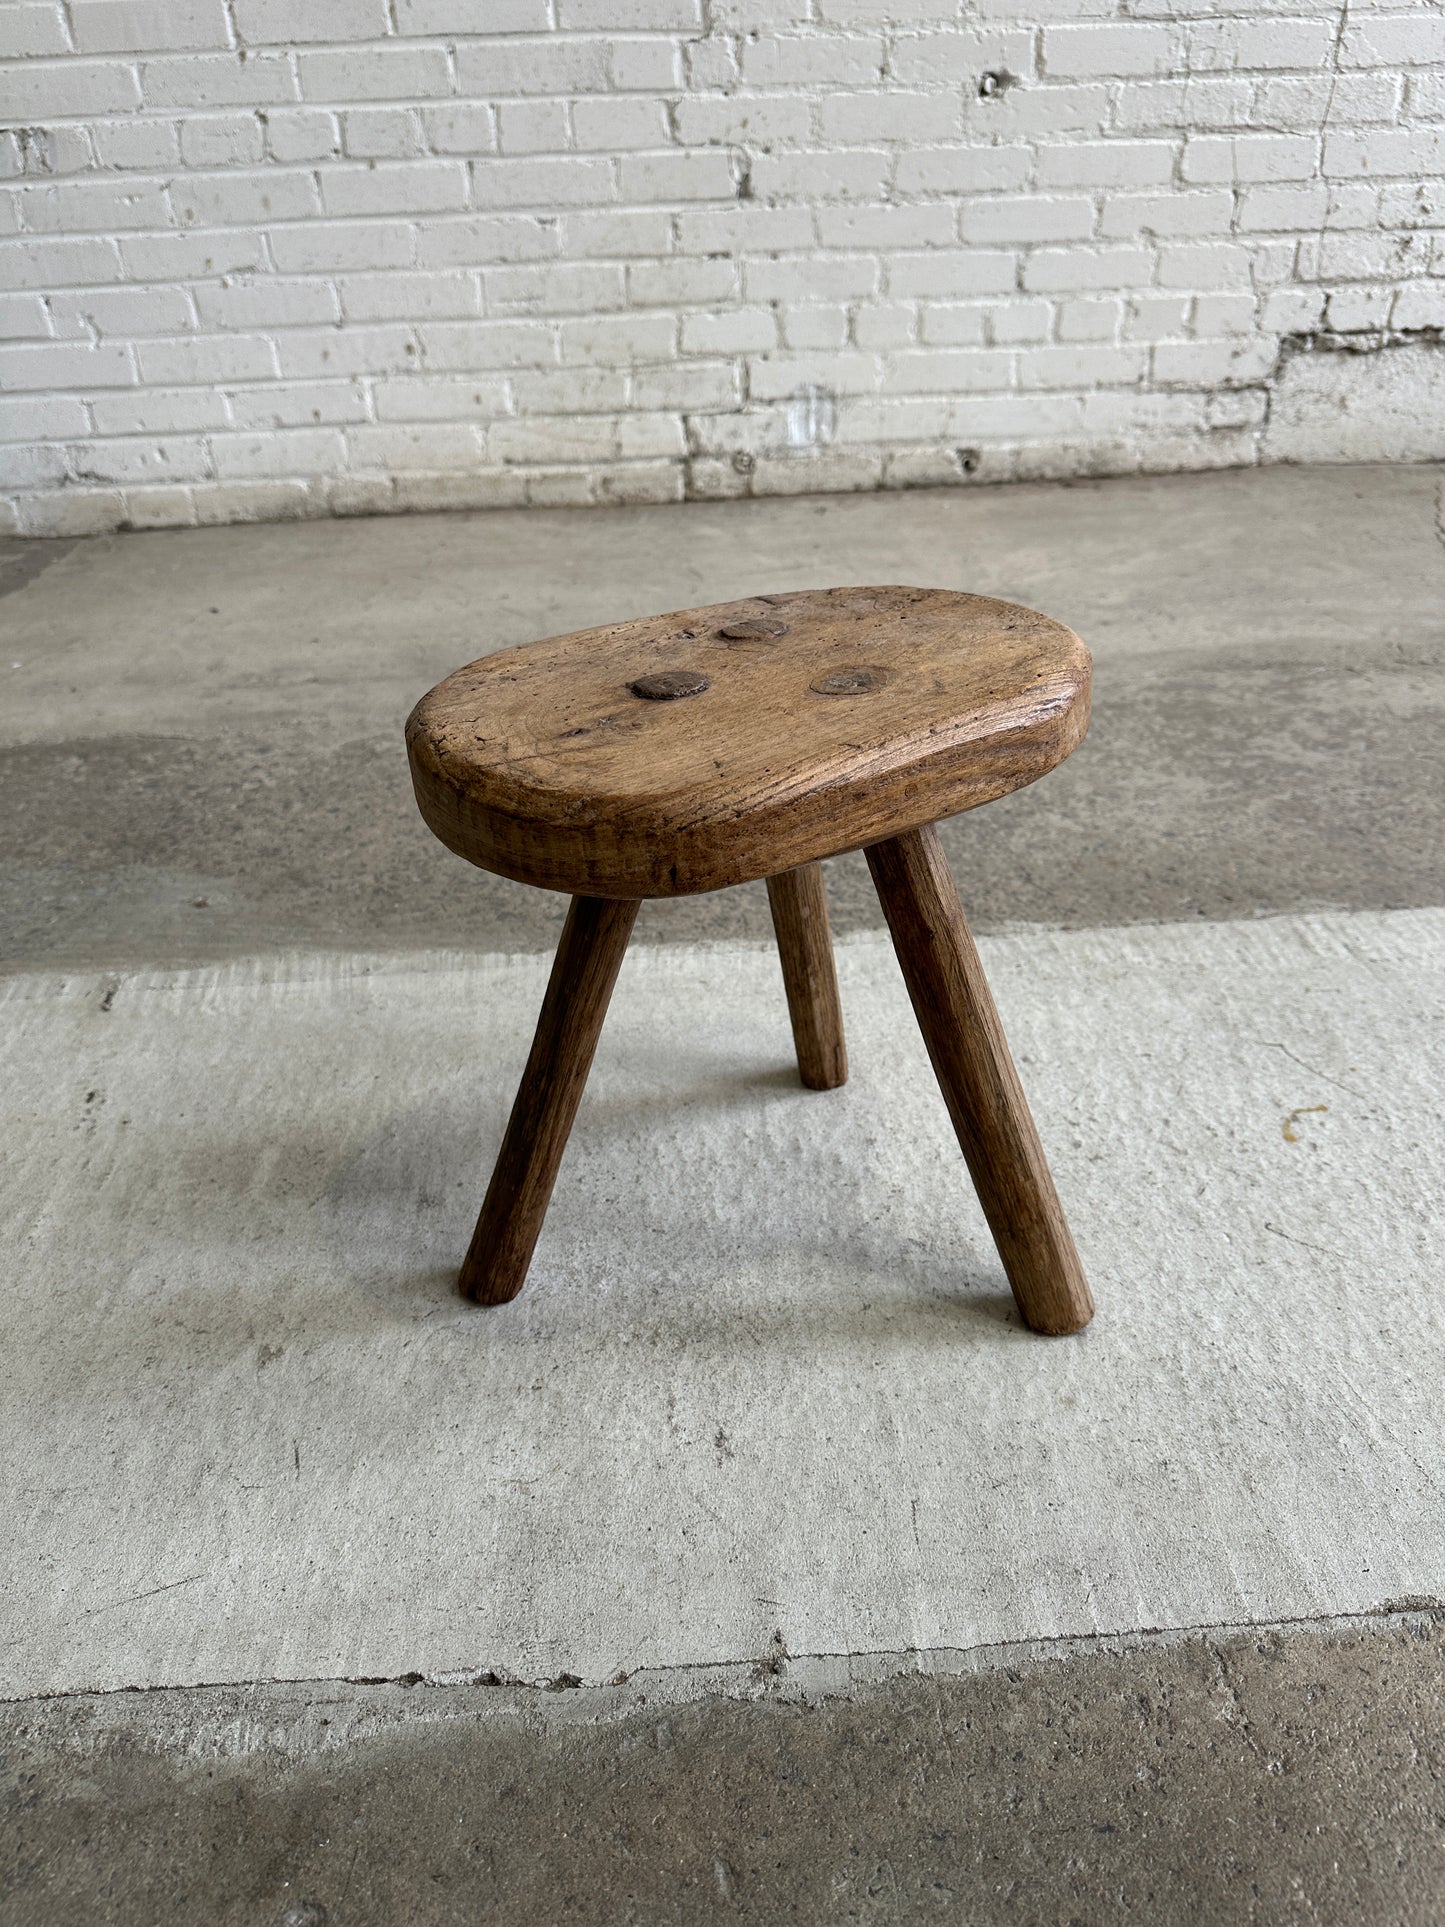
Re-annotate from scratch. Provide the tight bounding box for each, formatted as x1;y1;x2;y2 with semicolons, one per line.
9;1601;1442;1713
1264;1218;1347;1263
1256;1037;1367;1102
76;1573;208;1621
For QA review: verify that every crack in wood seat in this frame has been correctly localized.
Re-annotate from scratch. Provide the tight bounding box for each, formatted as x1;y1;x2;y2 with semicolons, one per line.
406;583;1096;1338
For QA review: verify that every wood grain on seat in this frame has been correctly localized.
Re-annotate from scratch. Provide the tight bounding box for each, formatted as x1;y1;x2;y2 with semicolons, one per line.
406;585;1090;899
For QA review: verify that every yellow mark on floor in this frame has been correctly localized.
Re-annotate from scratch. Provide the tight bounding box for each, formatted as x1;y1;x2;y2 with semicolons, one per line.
1283;1103;1329;1142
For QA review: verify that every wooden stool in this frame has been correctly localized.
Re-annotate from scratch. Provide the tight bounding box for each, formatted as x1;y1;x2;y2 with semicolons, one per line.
407;585;1095;1336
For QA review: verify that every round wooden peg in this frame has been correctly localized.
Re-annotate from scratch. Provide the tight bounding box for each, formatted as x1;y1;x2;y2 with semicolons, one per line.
629;668;711;700
718;618;787;641
810;666;888;697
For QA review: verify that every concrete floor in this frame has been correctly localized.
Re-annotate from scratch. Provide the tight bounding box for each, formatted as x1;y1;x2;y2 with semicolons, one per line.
3;464;1444;1924
4;464;1443;969
7;911;1443;1695
9;1621;1444;1926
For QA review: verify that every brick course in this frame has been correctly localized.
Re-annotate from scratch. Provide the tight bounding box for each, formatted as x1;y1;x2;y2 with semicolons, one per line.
1;0;1442;531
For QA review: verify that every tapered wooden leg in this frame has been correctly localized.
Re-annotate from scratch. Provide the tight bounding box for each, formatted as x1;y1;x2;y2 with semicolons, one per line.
865;825;1094;1335
766;862;848;1091
460;894;639;1306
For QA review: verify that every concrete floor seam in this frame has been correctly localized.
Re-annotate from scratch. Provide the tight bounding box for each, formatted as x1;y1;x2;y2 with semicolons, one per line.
7;1602;1443;1716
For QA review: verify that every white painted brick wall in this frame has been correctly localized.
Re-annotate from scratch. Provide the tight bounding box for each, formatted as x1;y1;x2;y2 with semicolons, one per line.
2;0;1443;533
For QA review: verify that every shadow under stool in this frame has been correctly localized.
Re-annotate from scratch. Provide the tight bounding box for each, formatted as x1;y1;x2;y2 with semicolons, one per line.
406;584;1095;1337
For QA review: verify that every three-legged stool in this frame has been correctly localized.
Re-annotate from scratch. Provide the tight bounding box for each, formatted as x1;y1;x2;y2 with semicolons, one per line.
406;585;1095;1335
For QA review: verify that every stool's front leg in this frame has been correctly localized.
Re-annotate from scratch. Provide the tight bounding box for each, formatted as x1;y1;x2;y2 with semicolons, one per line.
460;894;639;1305
865;825;1094;1336
766;862;847;1091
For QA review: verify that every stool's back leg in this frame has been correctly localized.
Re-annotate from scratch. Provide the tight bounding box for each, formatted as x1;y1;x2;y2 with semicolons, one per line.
460;894;640;1305
865;826;1094;1335
766;862;848;1091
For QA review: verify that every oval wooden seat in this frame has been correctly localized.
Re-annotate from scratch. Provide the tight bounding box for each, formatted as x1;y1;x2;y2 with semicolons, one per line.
405;582;1095;1340
406;584;1089;900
